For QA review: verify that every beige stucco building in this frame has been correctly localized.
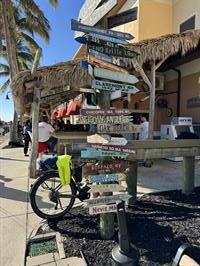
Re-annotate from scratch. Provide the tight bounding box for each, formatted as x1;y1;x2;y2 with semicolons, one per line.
74;0;200;135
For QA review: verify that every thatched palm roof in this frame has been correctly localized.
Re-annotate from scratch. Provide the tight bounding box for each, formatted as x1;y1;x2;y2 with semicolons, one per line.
12;59;91;114
125;29;200;67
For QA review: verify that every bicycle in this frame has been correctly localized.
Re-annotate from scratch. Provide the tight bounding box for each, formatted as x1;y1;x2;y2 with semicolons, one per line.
30;159;91;220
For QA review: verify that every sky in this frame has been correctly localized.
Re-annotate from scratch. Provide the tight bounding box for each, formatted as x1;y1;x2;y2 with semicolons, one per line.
0;0;84;122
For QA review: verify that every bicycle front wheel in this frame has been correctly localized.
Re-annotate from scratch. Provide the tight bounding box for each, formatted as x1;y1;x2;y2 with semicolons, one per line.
30;171;77;220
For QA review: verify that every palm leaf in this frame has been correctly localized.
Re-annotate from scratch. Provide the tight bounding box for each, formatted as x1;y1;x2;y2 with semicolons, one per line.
20;32;40;52
48;0;59;8
0;71;10;77
0;63;10;72
0;79;10;94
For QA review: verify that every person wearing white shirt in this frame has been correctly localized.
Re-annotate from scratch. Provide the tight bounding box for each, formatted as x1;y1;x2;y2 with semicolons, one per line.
139;115;149;140
38;116;57;152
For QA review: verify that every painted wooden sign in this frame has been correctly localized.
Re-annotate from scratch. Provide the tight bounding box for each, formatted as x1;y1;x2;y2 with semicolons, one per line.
71;19;134;40
97;124;141;134
92;144;136;154
88;173;126;183
89;183;125;193
81;148;128;159
92;79;139;94
93;67;138;84
80;60;89;70
87;134;128;146
77;33;128;45
89;203;117;215
70;115;133;125
86;194;130;206
84;161;130;175
88;41;137;58
80;109;131;116
89;49;126;67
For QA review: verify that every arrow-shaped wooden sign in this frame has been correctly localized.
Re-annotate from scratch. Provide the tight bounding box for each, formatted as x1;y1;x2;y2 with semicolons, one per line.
89;183;126;193
89;203;117;215
88;173;126;183
86;194;130;206
92;144;136;154
77;33;128;45
71;19;134;40
88;41;137;58
87;134;128;146
70;115;133;125
84;161;130;175
81;148;128;159
92;79;139;94
80;108;131;116
93;67;138;84
97;124;141;134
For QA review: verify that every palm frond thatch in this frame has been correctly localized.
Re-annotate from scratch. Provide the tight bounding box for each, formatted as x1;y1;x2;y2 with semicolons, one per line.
12;59;91;114
0;79;10;94
125;29;200;66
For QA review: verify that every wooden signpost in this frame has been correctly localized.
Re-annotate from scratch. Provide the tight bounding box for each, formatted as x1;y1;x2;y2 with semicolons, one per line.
70;115;133;125
81;148;128;159
92;79;139;94
77;33;128;45
87;134;128;146
92;67;138;84
89;183;126;193
88;41;137;58
89;203;117;215
84;161;130;175
92;144;136;154
71;19;134;40
80;108;131;116
88;173;125;183
97;124;141;134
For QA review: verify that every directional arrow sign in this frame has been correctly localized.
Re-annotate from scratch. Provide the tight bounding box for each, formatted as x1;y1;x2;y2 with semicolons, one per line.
81;148;128;159
84;161;130;175
76;33;128;45
109;137;128;146
86;194;130;206
89;184;126;193
89;50;126;67
93;67;138;84
88;41;137;58
87;134;128;146
92;79;139;94
92;144;136;154
97;124;141;134
89;203;117;215
70;115;133;125
81;108;131;116
71;19;134;40
88;173;126;183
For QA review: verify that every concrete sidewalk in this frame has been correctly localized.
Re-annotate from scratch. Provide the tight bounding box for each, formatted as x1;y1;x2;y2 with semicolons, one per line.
0;138;41;266
0;136;199;266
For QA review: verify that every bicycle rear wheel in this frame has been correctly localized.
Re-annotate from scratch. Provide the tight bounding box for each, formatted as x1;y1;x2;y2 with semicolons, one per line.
30;171;77;220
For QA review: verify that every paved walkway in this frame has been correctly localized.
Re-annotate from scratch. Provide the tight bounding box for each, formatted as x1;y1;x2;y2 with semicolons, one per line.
0;136;199;266
0;137;41;266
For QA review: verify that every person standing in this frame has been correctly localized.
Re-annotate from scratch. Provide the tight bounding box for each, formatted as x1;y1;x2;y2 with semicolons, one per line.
38;116;57;153
139;115;149;140
23;120;31;156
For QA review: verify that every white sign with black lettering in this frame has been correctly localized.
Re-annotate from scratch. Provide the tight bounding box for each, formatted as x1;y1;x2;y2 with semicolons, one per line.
89;203;117;215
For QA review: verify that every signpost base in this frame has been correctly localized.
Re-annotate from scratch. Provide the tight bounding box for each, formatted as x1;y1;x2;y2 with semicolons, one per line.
126;160;138;205
100;212;115;239
112;244;139;266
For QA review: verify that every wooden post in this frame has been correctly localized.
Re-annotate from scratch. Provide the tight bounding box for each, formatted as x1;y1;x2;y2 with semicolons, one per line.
148;61;156;139
97;90;115;239
126;160;138;205
28;88;40;178
28;49;42;179
183;156;195;195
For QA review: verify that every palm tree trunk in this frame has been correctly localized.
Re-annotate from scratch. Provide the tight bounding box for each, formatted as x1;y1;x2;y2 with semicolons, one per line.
1;0;21;145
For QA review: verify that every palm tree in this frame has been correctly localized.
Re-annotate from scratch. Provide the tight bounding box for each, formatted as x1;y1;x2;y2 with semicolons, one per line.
0;0;58;145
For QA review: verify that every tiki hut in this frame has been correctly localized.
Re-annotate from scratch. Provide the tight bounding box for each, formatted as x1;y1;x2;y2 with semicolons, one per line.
12;59;91;115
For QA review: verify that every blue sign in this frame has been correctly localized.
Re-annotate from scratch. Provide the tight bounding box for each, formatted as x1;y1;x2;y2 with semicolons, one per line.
80;60;89;70
81;148;128;159
88;49;126;67
76;33;128;45
71;19;134;40
89;174;119;183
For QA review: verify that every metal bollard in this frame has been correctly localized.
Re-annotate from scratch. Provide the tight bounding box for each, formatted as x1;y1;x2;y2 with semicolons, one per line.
112;201;139;266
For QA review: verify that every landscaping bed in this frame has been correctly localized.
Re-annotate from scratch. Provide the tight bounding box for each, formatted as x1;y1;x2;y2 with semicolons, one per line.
41;187;200;265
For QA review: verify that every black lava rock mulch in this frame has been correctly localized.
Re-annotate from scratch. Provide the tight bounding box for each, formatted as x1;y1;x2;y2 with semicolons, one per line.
46;187;200;265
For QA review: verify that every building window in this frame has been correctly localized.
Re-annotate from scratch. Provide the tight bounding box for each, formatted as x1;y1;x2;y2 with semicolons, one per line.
107;7;137;29
180;15;195;33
